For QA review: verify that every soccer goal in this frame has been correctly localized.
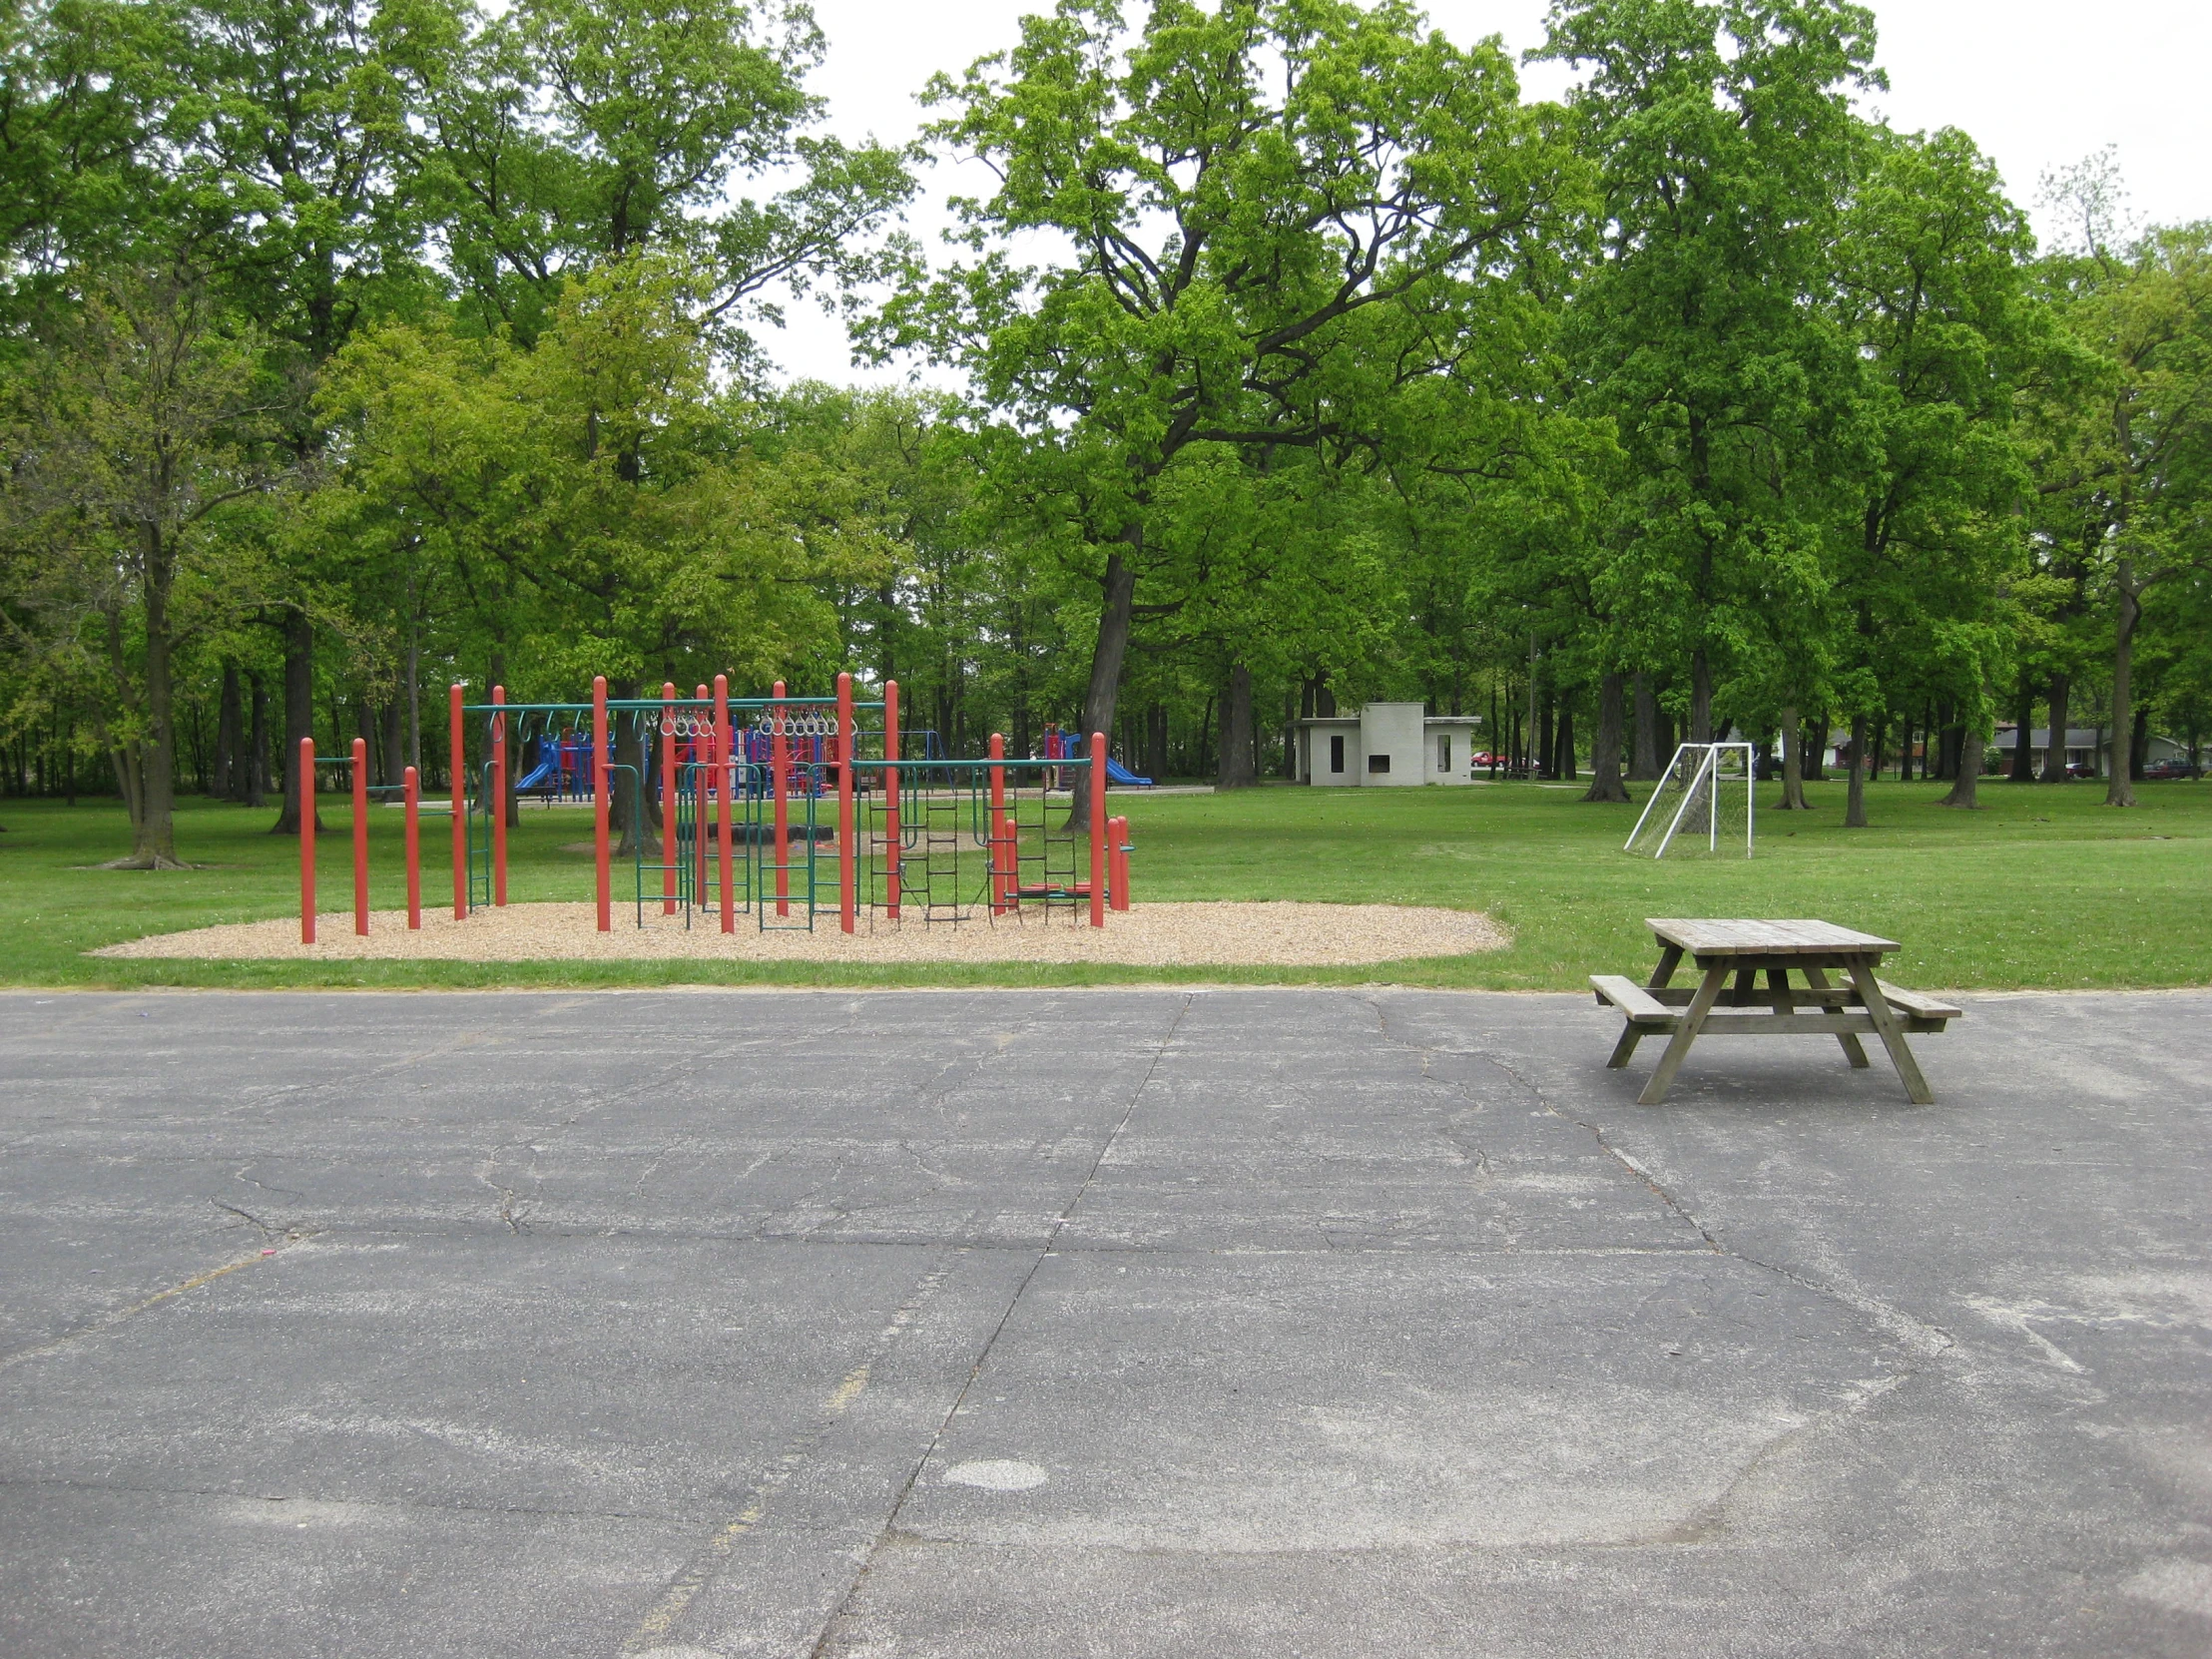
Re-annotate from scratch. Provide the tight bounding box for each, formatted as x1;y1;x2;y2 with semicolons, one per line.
1624;743;1755;858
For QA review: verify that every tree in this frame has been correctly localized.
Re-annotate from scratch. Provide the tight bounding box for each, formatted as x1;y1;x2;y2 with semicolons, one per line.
0;0;166;308
1830;125;2038;817
882;0;1572;821
0;269;290;864
1542;0;1880;757
414;0;913;360
2023;207;2212;808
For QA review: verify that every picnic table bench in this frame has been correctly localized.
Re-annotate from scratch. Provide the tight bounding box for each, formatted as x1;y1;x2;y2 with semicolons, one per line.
1592;918;1960;1106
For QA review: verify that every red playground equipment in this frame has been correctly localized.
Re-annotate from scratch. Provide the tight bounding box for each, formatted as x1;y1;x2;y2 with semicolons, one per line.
299;674;1138;942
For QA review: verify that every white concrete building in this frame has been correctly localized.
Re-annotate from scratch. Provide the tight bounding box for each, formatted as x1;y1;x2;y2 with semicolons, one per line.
1296;703;1483;786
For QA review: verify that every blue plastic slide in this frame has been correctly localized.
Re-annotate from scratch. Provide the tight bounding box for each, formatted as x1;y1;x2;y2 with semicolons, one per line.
1104;757;1153;788
513;752;561;792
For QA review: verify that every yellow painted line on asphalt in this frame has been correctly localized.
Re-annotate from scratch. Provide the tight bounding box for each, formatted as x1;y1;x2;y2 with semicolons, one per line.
620;1265;952;1656
0;1242;295;1373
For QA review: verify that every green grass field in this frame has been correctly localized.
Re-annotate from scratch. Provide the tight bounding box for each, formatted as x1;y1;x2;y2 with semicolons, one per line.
0;776;2203;990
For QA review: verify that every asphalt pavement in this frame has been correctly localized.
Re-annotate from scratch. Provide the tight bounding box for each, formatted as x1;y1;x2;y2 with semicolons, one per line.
1;985;2206;1658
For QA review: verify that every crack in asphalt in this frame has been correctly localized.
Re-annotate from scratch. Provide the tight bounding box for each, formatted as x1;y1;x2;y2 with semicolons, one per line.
617;1258;961;1656
1361;995;1961;1359
796;992;1197;1659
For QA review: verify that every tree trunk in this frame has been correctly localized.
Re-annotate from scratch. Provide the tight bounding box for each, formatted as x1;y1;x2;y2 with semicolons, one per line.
1940;725;1980;808
2041;673;2070;782
1630;673;1661;781
1775;706;1809;810
1689;649;1714;744
404;615;422;772
1806;716;1828;781
2130;706;2148;782
1534;688;1554;781
382;700;404;789
356;701;379;783
1581;673;1628;803
1555;692;1576;780
214;662;242;801
2106;562;2140;807
246;671;270;806
1215;664;1257;789
1845;714;1869;829
1071;536;1138;827
1522;635;1538;777
2009;676;2034;781
115;533;185;868
273;608;320;833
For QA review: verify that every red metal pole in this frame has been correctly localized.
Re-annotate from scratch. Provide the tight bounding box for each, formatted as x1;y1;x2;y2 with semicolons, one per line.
715;674;734;933
593;676;610;931
883;679;901;920
772;679;790;917
1109;814;1131;912
490;684;507;907
404;766;421;928
988;732;1008;915
352;737;370;935
299;736;316;944
449;684;466;919
1089;732;1107;928
694;684;711;904
836;672;855;933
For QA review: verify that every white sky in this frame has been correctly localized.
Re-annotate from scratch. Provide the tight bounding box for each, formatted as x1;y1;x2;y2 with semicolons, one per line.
764;0;2212;386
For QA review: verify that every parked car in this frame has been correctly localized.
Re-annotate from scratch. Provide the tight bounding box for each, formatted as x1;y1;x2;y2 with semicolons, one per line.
2142;758;2194;780
2065;761;2097;780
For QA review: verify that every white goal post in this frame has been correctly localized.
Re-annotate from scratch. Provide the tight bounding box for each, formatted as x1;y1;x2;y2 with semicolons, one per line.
1624;743;1755;858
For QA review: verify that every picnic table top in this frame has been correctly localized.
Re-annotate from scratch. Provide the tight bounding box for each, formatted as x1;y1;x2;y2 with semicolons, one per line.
1646;918;1901;957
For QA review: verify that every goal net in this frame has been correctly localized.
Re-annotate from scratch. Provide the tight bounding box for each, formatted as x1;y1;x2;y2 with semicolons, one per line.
1625;743;1755;858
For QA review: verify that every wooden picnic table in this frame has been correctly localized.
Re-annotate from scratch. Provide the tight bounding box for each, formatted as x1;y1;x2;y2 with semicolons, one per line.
1591;918;1960;1106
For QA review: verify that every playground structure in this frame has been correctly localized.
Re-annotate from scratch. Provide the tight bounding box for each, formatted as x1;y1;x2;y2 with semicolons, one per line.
294;674;1137;942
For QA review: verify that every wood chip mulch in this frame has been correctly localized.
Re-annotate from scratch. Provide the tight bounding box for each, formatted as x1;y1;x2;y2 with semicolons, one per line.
96;900;1506;967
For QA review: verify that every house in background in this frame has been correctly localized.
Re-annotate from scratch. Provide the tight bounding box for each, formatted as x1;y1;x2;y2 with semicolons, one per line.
1296;703;1483;786
1820;726;2189;775
1988;726;2187;775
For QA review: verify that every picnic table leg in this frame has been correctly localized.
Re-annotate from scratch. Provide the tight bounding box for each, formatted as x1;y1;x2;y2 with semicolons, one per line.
1638;961;1728;1105
1803;962;1870;1067
1609;943;1686;1068
1731;965;1757;1004
1844;955;1935;1105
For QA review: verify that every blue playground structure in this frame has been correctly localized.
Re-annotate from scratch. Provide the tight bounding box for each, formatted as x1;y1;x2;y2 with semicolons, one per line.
1044;725;1151;787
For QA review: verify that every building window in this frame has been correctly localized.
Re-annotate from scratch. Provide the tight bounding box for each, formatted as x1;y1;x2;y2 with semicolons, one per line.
1437;736;1451;773
1369;754;1389;775
1330;735;1345;774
